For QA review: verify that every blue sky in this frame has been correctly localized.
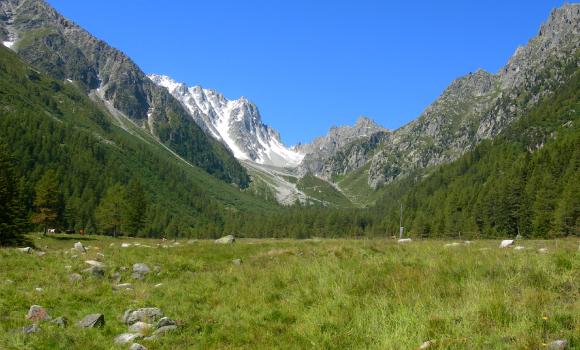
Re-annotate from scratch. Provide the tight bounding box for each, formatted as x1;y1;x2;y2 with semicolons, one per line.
47;0;568;145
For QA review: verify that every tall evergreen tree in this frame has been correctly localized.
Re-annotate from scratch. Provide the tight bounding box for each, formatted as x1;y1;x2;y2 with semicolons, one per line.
123;179;148;236
95;184;126;237
0;143;28;245
31;170;61;234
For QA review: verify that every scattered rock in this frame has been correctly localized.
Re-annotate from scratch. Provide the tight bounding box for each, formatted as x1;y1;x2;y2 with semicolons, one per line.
77;313;105;328
444;242;462;247
548;339;569;350
156;317;176;329
123;308;163;325
83;265;105;278
514;246;525;251
111;272;122;283
153;325;177;336
499;239;515;248
214;235;235;244
35;287;43;293
17;247;33;253
22;323;41;334
26;305;50;321
113;283;134;291
232;259;242;265
74;242;86;253
130;343;148;350
114;333;143;344
419;340;436;349
69;273;83;282
121;243;131;248
397;238;412;243
153;283;163;288
85;260;106;268
35;251;46;257
51;316;68;328
128;321;152;334
132;263;151;280
538;247;549;254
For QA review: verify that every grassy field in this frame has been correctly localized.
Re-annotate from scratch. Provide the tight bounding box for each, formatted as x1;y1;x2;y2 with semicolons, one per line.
0;235;578;349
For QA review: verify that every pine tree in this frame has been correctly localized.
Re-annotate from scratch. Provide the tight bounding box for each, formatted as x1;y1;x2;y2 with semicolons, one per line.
31;170;61;234
95;183;126;237
0;143;28;245
123;179;148;236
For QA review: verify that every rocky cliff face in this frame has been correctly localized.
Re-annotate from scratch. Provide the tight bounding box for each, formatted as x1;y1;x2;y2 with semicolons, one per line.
0;0;249;186
295;116;387;175
149;74;304;167
322;4;580;189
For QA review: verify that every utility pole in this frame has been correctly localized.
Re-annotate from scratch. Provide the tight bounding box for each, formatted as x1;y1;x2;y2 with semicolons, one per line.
399;202;404;239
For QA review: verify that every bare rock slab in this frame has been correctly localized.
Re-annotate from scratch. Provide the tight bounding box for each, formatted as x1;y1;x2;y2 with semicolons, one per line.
115;333;143;344
78;313;105;328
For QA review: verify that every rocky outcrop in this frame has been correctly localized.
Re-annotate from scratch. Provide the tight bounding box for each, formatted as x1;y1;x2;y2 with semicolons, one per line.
296;116;387;176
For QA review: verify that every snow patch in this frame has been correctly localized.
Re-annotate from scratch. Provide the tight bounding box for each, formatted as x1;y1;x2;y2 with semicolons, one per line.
2;41;15;49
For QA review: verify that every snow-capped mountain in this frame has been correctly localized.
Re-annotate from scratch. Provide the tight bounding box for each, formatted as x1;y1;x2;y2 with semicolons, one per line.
148;74;304;167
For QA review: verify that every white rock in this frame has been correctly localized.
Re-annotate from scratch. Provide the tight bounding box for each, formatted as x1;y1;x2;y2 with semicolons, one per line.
35;287;43;292
214;235;235;244
121;243;131;248
114;333;142;344
444;242;462;247
74;242;86;253
538;248;548;254
17;247;33;253
499;240;514;248
514;246;525;251
397;238;412;243
84;260;106;268
419;340;436;349
154;283;163;288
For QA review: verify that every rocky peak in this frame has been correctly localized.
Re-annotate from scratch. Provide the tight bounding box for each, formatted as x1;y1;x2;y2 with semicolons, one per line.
149;73;304;167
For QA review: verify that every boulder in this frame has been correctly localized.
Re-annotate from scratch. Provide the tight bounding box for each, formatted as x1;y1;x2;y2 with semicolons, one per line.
113;283;134;291
397;238;412;243
121;243;131;248
123;308;163;325
17;247;33;253
114;333;143;344
214;235;235;244
77;313;105;328
51;316;68;328
74;242;86;253
156;317;176;329
548;339;569;350
130;343;148;350
499;240;514;248
69;273;83;282
128;321;152;334
22;323;41;334
83;265;105;278
132;263;151;279
153;325;177;336
85;260;106;268
26;305;50;321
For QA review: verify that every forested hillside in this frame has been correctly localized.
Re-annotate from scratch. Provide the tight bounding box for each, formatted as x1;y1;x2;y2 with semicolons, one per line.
0;45;275;242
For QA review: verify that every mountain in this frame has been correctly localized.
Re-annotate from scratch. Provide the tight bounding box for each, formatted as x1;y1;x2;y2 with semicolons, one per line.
0;44;276;237
0;0;249;187
148;74;304;168
295;116;387;176
319;4;580;190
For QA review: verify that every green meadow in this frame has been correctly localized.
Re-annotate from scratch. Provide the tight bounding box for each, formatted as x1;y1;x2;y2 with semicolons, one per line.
0;235;578;349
